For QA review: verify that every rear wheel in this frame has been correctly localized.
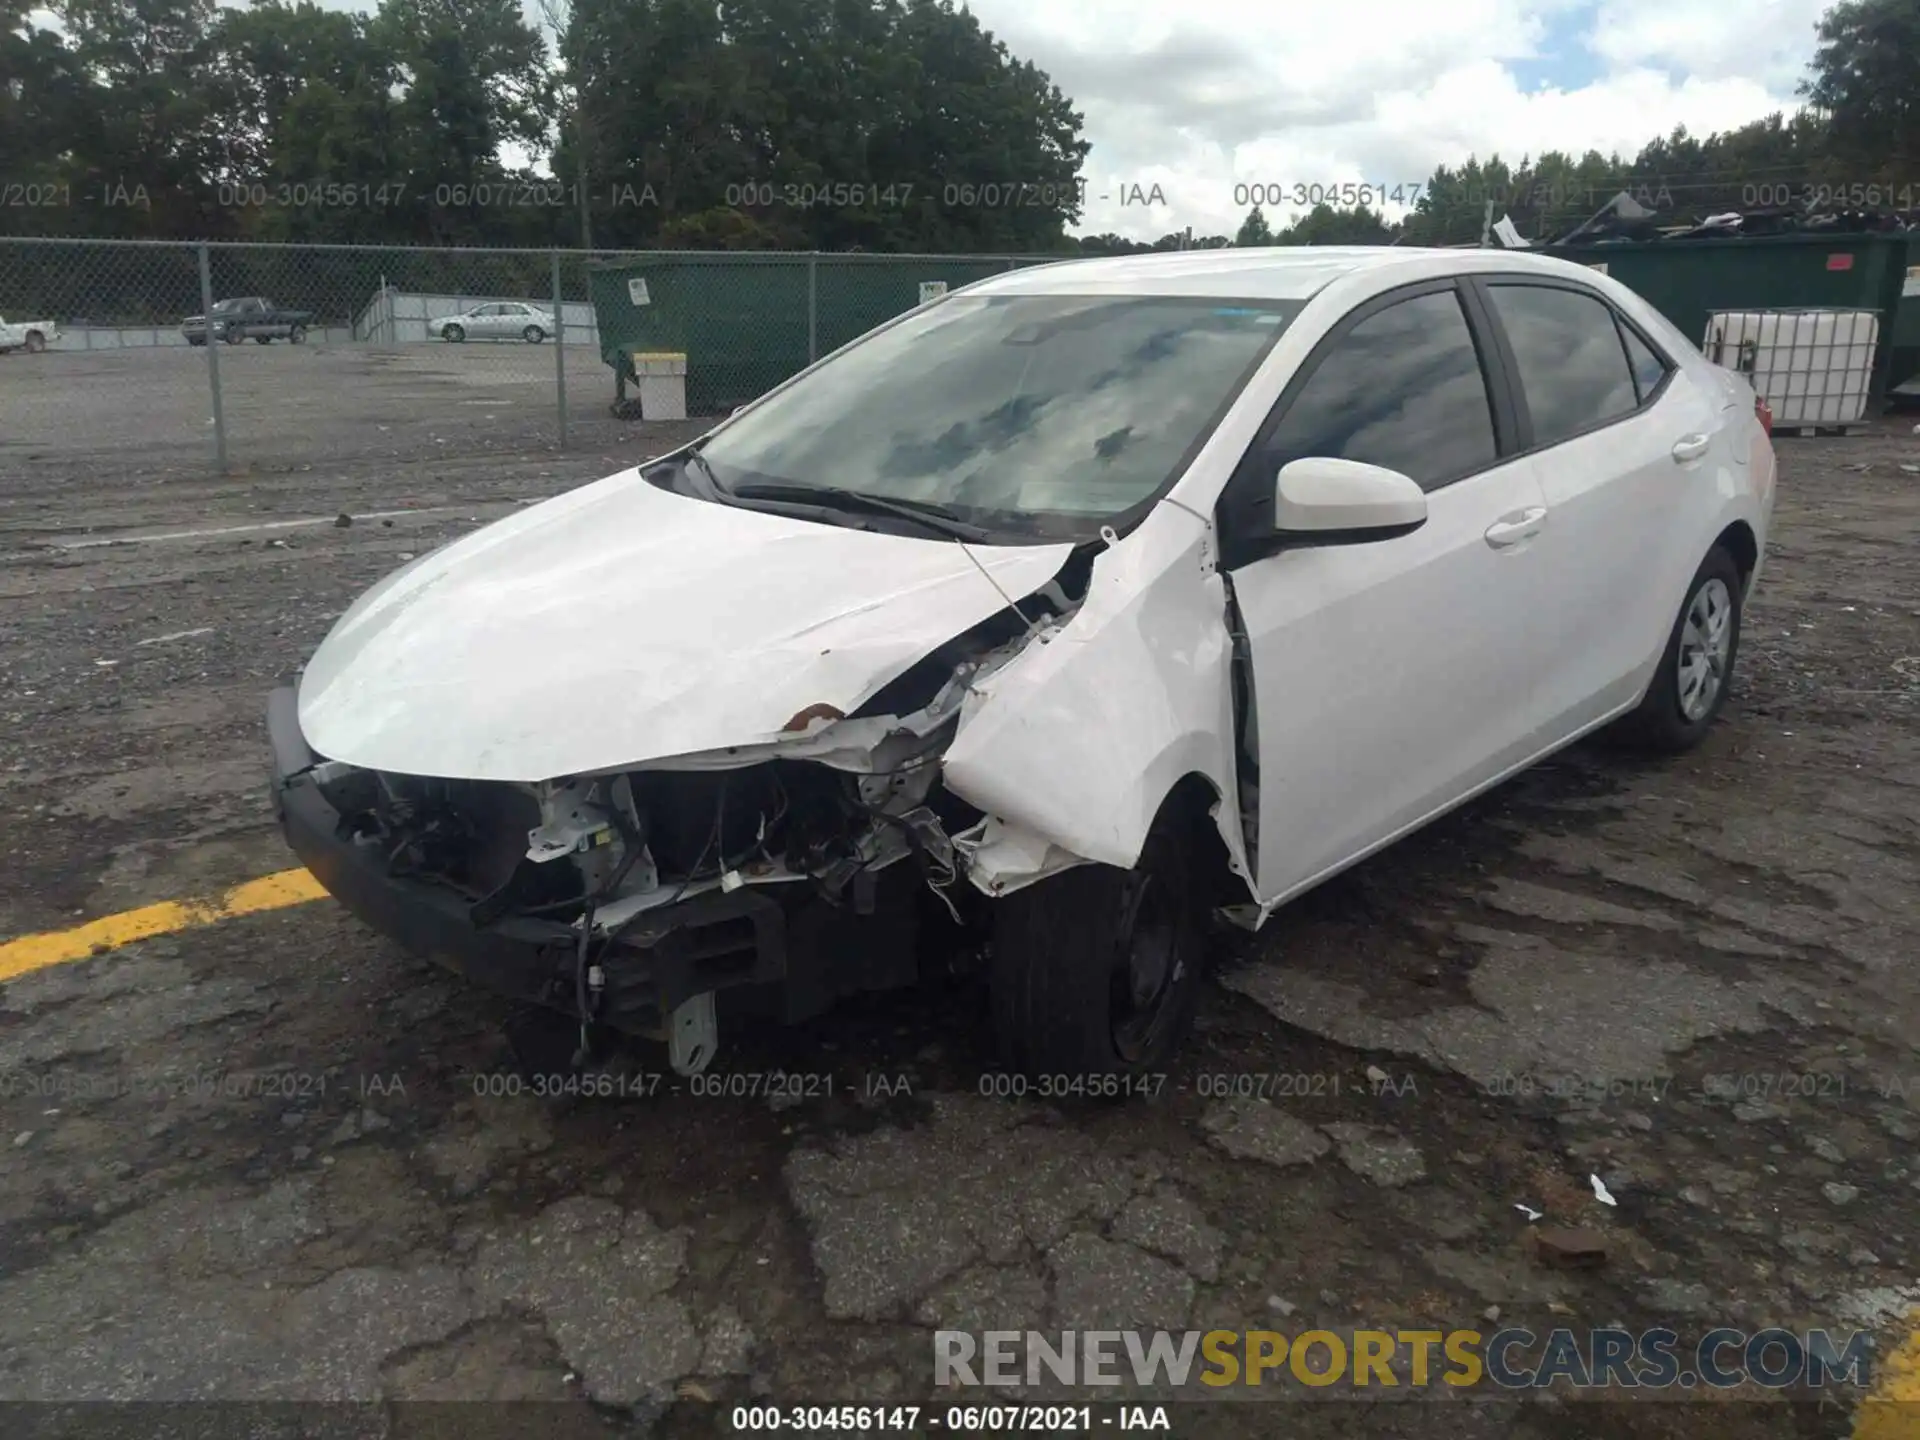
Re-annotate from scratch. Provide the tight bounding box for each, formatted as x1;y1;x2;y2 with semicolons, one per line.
255;335;272;345
991;805;1207;1078
523;325;545;343
1610;545;1743;753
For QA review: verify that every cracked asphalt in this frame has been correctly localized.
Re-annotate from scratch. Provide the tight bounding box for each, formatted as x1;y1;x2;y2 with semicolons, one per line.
2;354;1918;1437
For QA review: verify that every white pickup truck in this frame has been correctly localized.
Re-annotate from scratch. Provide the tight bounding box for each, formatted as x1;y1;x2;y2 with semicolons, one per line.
0;315;58;354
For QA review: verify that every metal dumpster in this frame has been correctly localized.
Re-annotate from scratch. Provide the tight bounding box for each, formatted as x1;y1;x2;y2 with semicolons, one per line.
1542;231;1912;404
585;252;1052;417
1886;269;1920;393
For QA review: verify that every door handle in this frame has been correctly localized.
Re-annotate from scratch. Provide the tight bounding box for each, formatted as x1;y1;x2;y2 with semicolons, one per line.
1484;506;1548;549
1671;434;1711;463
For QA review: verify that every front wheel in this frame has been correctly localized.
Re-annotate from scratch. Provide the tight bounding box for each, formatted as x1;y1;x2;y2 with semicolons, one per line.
990;810;1207;1078
523;325;545;343
1610;545;1744;753
23;331;46;354
255;335;272;345
288;324;307;344
443;324;465;343
223;330;242;345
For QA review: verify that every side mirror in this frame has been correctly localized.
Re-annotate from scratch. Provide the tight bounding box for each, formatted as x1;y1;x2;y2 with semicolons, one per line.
1274;457;1427;537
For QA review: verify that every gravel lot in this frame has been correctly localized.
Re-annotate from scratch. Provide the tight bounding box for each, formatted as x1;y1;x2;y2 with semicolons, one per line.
0;343;627;479
1;359;1917;1437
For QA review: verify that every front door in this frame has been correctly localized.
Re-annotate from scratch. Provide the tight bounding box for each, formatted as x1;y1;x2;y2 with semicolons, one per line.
1218;282;1554;904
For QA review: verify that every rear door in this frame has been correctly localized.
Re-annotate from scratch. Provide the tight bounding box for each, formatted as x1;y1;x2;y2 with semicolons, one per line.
1219;280;1557;904
1469;278;1723;735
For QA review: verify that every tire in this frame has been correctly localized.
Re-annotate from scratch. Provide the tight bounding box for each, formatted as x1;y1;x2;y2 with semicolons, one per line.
255;335;272;345
289;324;307;344
187;337;204;347
523;325;545;343
24;331;45;354
223;329;242;345
990;806;1207;1078
1610;545;1744;754
443;324;465;343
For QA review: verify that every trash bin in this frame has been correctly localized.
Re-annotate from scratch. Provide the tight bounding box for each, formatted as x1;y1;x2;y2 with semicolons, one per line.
585;253;1049;416
1887;268;1920;394
1544;231;1911;406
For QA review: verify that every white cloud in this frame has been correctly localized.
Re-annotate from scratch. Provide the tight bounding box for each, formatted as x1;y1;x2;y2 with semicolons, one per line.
969;0;1829;239
1586;0;1830;89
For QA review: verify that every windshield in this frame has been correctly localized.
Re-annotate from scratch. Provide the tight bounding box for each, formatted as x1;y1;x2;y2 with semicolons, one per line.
695;294;1301;539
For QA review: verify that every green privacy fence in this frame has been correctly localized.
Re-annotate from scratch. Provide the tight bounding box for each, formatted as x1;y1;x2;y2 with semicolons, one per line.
584;252;1061;415
1541;232;1913;400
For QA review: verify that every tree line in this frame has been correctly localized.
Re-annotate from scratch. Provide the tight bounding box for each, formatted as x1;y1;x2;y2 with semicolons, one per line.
0;0;1914;252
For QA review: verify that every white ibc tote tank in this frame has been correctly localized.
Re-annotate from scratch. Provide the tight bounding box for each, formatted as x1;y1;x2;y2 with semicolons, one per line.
1702;308;1879;428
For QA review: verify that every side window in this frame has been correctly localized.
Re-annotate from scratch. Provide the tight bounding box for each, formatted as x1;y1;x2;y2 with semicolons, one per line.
1618;321;1671;403
1486;284;1638;444
1258;288;1498;494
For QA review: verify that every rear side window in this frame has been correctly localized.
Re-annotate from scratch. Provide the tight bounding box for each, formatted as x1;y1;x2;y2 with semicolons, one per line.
1487;284;1639;444
1619;322;1671;403
1259;288;1498;492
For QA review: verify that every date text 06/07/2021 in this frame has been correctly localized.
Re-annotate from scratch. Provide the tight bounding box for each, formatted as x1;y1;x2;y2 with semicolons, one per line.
727;1404;1173;1433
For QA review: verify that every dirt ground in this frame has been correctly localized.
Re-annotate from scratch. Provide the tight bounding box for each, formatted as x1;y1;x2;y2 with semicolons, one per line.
0;366;1917;1438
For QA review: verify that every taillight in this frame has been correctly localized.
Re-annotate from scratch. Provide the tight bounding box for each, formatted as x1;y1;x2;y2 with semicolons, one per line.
1754;394;1773;436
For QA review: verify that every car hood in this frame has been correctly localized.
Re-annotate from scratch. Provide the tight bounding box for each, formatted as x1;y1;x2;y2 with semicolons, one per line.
296;468;1074;781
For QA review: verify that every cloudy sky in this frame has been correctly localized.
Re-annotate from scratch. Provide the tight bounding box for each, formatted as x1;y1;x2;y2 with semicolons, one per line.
965;0;1835;238
171;0;1836;239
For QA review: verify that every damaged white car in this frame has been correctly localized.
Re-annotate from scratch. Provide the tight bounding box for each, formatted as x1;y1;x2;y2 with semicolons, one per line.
270;247;1775;1079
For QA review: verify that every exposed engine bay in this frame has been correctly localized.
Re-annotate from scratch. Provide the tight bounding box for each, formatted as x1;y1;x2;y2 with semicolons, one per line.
295;584;1087;1076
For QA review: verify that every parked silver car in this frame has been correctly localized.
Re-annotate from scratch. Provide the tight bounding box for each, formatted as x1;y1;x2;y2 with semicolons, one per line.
436;303;555;343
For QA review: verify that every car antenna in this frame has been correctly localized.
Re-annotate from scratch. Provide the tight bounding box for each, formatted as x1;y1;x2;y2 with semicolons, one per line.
955;540;1035;629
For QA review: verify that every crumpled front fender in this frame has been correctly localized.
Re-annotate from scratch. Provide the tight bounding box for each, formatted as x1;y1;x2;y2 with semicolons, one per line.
942;503;1251;896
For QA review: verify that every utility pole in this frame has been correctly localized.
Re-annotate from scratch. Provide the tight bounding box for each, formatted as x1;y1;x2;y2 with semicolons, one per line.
575;109;594;251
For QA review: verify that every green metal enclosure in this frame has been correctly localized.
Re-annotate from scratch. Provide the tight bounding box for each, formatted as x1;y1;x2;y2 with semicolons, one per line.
586;253;1054;416
1541;232;1913;402
1887;275;1920;392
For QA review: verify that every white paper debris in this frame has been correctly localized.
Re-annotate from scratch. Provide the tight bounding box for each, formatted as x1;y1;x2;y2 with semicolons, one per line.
1590;1174;1617;1206
1514;1203;1543;1221
136;627;214;646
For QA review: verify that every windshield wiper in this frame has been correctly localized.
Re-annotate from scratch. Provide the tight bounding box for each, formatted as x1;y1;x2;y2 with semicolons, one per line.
678;447;728;500
727;481;1000;543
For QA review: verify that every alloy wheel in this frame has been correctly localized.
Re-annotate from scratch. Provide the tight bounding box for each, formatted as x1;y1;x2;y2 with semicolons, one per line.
1678;576;1734;721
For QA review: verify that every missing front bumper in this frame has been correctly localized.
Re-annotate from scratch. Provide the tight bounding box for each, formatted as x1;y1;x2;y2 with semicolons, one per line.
266;687;916;1032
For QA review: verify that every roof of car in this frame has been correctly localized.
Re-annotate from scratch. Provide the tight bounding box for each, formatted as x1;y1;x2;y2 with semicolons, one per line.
972;245;1590;301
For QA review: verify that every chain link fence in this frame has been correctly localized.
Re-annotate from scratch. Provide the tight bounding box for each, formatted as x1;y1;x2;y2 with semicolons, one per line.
0;239;1060;477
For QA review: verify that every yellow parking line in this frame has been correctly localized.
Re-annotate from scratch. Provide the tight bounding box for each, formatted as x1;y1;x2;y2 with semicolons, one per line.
1855;1311;1920;1439
0;868;329;983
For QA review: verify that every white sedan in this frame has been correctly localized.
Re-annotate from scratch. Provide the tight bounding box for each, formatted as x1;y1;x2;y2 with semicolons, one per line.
436;302;555;343
270;247;1775;1080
